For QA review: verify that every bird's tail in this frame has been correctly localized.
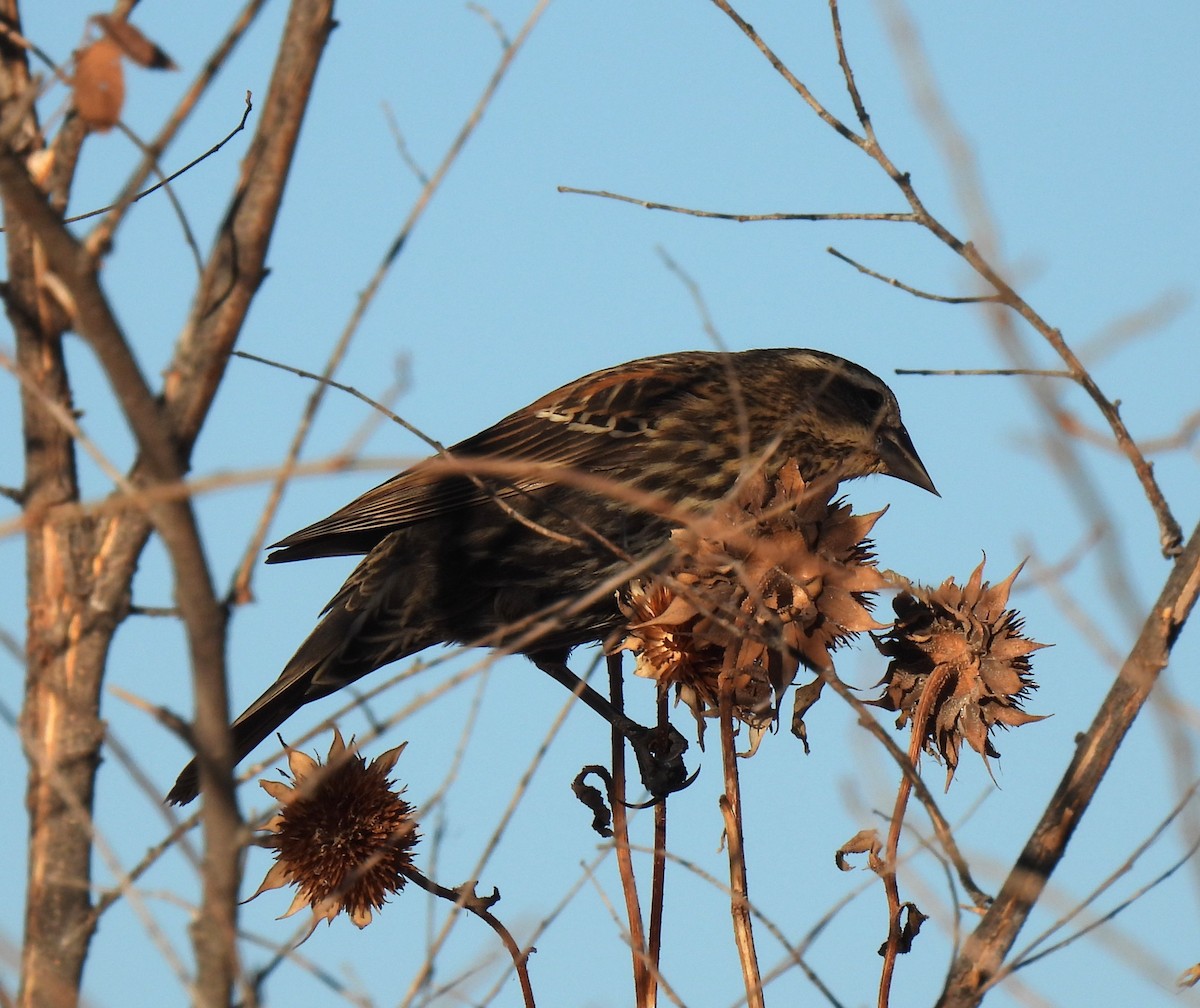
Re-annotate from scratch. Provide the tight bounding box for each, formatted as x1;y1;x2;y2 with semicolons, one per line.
165;669;321;806
166;575;430;806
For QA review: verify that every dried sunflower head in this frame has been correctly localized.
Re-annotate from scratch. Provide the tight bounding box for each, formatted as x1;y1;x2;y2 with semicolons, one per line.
873;558;1048;787
249;730;420;936
619;461;888;753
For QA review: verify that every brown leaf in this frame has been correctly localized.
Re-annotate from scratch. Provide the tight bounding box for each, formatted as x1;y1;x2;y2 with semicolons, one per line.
835;828;884;874
572;767;613;838
73;38;124;131
92;14;177;70
878;902;929;955
789;677;825;753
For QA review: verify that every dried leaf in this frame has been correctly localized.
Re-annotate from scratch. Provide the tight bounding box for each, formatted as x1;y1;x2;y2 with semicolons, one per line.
789;677;825;753
878;902;928;956
92;14;177;70
73;38;124;131
572;767;613;838
835;828;884;874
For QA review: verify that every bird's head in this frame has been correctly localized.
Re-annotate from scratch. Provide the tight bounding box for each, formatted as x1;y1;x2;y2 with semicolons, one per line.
777;349;938;495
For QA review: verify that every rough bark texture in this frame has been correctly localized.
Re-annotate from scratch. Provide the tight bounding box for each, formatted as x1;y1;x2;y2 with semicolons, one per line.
1;7;104;1005
2;2;337;1005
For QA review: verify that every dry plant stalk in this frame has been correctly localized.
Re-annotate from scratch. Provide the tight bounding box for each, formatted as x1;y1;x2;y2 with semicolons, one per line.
870;559;1045;1006
617;461;894;1005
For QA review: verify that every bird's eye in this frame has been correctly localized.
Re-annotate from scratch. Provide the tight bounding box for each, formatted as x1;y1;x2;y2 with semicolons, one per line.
850;385;886;420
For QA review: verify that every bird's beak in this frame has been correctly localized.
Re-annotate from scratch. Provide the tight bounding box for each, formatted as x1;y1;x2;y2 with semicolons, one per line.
878;425;939;496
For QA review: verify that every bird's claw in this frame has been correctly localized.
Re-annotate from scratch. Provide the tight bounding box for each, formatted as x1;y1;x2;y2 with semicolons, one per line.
622;720;693;800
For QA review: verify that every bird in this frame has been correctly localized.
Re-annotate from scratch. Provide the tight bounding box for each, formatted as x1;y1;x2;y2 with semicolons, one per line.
168;348;937;805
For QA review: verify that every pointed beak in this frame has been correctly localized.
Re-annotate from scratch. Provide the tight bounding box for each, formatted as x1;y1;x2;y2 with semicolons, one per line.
878;424;939;496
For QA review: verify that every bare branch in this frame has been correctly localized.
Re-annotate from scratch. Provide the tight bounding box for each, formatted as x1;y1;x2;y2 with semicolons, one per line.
1007;780;1200;975
560;186;917;223
895;367;1074;379
709;0;866;149
827;247;1001;304
938;519;1200;1006
49;94;252;234
711;0;1183;554
399;871;536;1008
85;0;270;252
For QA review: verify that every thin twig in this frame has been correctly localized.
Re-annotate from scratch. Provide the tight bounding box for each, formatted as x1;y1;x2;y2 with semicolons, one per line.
381;101;429;185
396;647;588;1008
879;662;953;1008
560;186;917;223
628;841;850;1007
113;119;204;272
648;691;669;1001
820;669;990;909
938;519;1200;1005
582;864;690;1008
718;664;763;1008
1004;780;1200;976
59;93;252;231
400;870;536;1008
1056;408;1200;457
827;247;1001;304
710;0;865;148
896;368;1074;379
828;0;872;140
467;2;512;49
228;0;551;604
711;0;1183;555
607;653;653;1007
86;0;269;252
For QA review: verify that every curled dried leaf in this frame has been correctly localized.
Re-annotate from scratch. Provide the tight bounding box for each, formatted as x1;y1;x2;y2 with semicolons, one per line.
571;766;614;838
879;902;929;956
835;828;885;874
789;676;825;753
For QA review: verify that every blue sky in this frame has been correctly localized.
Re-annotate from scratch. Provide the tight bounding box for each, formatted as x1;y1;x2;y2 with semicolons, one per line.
2;2;1198;1006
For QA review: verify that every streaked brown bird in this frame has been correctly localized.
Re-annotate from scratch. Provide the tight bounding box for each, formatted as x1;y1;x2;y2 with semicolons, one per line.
168;348;936;805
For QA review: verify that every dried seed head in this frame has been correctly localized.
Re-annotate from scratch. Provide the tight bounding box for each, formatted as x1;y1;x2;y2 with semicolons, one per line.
250;730;419;936
873;558;1048;787
619;462;888;752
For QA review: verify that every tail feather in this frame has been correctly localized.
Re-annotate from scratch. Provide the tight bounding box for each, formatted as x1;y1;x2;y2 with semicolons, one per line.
167;590;413;805
166;672;316;805
167;533;449;806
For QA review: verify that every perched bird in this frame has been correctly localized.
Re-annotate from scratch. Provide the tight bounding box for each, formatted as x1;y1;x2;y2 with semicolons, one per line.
168;348;936;805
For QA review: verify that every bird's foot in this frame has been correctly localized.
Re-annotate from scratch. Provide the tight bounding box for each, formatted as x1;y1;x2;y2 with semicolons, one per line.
618;718;693;800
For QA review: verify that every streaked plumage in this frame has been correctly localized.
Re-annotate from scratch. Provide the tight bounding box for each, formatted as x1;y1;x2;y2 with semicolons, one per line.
168;348;935;804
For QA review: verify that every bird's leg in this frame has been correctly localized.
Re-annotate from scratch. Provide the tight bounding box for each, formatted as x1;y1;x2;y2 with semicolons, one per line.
533;657;690;799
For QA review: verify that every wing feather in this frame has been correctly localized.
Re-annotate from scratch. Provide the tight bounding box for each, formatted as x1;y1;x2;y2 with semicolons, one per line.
267;354;706;562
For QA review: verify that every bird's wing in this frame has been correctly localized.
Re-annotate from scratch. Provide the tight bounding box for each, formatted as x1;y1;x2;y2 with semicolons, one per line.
267;354;706;561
